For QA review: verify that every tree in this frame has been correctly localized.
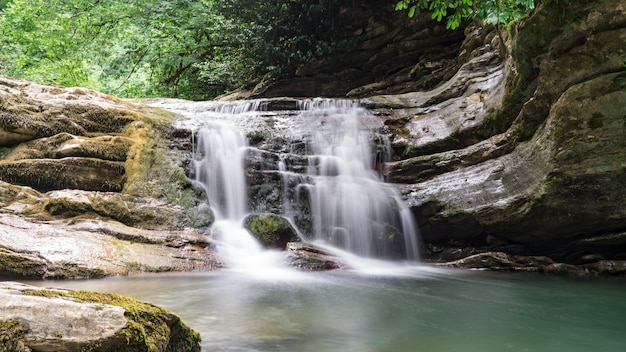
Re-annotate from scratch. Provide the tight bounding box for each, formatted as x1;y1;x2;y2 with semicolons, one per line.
395;0;536;30
0;0;353;99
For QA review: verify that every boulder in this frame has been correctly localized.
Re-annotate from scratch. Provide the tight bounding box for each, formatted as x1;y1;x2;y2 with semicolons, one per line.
244;214;299;249
0;282;201;352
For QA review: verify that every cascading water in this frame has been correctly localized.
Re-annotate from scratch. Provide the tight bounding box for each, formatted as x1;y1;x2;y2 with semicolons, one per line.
155;97;420;270
189;104;288;273
289;99;420;260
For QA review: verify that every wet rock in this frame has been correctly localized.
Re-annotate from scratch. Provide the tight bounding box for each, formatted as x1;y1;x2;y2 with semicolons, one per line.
0;282;201;352
244;214;299;249
285;242;348;271
434;251;626;276
584;261;626;276
436;251;555;272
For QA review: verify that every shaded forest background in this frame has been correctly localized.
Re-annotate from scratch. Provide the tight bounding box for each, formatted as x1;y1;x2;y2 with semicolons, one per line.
0;0;373;100
0;0;538;100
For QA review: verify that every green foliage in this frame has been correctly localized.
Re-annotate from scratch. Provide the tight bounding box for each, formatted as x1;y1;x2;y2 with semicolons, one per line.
0;0;210;98
395;0;536;29
0;0;349;99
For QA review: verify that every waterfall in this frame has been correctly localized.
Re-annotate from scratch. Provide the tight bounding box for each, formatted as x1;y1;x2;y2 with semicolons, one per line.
157;97;420;269
188;103;293;273
292;99;420;260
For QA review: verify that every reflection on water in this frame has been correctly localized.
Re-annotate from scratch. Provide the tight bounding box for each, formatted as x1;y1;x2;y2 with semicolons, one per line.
23;268;626;352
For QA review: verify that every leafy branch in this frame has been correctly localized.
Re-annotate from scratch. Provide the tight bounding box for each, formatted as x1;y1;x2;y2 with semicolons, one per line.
395;0;536;30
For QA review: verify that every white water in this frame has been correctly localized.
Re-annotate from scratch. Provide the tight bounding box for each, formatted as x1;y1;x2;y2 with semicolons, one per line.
294;99;420;260
175;98;420;272
192;118;289;275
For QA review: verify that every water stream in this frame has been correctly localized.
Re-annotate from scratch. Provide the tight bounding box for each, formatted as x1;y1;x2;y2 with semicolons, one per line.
25;271;626;352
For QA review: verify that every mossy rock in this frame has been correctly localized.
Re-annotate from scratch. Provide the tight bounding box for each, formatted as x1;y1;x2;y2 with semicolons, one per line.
244;214;299;249
0;247;47;278
34;192;186;231
0;321;31;352
0;157;126;192
4;132;133;162
6;284;201;352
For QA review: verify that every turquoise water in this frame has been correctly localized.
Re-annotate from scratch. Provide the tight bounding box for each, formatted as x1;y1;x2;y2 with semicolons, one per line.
25;267;626;352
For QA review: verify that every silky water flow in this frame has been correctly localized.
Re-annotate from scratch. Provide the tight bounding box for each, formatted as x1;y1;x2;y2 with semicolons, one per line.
191;99;420;271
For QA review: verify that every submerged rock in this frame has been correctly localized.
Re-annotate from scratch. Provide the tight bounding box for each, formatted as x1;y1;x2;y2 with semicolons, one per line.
285;242;348;271
0;282;201;352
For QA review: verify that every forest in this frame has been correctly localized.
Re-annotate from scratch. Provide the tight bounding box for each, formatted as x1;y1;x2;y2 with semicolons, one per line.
0;0;537;100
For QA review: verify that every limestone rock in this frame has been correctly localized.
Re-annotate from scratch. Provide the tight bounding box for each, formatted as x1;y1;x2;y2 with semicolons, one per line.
384;0;626;265
0;282;201;352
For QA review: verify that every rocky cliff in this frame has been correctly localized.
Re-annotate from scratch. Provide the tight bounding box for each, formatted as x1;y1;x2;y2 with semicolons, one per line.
239;0;626;269
383;0;626;265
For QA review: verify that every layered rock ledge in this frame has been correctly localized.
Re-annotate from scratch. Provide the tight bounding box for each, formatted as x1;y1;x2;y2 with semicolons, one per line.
1;78;221;279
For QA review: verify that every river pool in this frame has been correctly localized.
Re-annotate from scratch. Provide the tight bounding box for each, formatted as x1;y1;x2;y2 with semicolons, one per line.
24;265;626;352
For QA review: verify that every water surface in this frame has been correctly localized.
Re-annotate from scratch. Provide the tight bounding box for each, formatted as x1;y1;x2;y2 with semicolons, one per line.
25;267;626;352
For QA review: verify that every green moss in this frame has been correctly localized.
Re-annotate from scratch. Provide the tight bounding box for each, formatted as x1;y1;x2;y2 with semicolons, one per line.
0;248;46;278
124;262;172;273
20;289;201;352
244;214;297;248
0;321;32;352
41;197;91;217
122;122;195;209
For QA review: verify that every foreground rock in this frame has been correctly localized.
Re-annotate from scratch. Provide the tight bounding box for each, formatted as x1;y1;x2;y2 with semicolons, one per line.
0;282;200;351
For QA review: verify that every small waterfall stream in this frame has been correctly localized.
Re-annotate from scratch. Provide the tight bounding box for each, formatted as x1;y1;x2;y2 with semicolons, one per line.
291;99;419;260
153;98;420;270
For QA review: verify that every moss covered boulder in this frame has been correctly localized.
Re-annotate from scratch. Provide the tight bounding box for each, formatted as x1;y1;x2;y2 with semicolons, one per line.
0;282;201;352
244;213;299;249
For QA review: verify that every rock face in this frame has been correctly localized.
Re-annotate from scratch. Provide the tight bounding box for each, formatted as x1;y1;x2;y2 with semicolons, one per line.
221;2;467;100
389;0;626;264
230;0;626;268
0;282;201;352
0;78;220;279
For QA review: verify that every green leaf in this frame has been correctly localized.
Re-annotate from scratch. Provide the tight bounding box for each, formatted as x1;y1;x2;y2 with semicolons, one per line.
408;6;416;18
